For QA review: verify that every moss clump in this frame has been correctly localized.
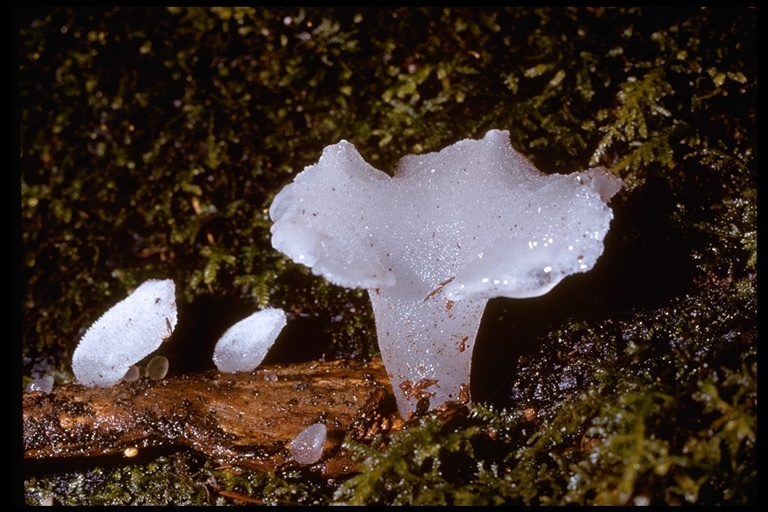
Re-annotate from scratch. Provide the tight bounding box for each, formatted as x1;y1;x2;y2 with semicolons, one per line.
24;449;336;506
20;6;754;368
24;451;211;506
333;270;756;506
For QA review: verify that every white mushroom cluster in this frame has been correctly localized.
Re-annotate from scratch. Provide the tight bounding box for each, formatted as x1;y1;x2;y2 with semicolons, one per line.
68;278;288;388
62;129;619;427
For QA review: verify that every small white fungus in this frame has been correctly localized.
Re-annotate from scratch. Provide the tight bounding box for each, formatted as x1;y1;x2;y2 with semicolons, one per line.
122;365;140;383
146;355;169;380
72;279;177;388
25;375;54;394
212;308;287;373
289;422;327;465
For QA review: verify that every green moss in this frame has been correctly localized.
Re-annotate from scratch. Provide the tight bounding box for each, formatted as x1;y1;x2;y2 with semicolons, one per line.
24;450;334;505
24;452;209;506
20;5;755;364
334;271;756;505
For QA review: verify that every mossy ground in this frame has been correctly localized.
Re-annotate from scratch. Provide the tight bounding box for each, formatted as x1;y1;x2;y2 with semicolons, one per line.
18;7;755;505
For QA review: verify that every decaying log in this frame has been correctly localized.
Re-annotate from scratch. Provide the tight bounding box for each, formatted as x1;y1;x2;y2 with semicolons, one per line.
23;358;400;476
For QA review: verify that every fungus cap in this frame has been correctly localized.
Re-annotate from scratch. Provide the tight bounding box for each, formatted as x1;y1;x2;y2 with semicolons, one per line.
72;279;177;388
289;423;327;465
270;130;621;417
212;307;287;373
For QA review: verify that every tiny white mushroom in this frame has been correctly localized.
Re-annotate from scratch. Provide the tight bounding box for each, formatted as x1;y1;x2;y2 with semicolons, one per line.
25;375;54;394
146;355;169;380
122;365;140;383
213;308;287;373
289;423;327;465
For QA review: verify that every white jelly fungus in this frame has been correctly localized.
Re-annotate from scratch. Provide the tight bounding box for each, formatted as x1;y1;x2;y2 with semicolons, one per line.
212;307;287;373
25;375;55;394
146;355;169;380
269;129;621;418
122;365;140;383
289;422;327;465
72;279;177;388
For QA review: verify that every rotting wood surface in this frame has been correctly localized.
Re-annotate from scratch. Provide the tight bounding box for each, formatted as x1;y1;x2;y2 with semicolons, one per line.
23;358;399;477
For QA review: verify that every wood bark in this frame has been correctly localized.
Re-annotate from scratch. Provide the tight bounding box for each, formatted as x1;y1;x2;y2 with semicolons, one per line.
23;358;399;477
